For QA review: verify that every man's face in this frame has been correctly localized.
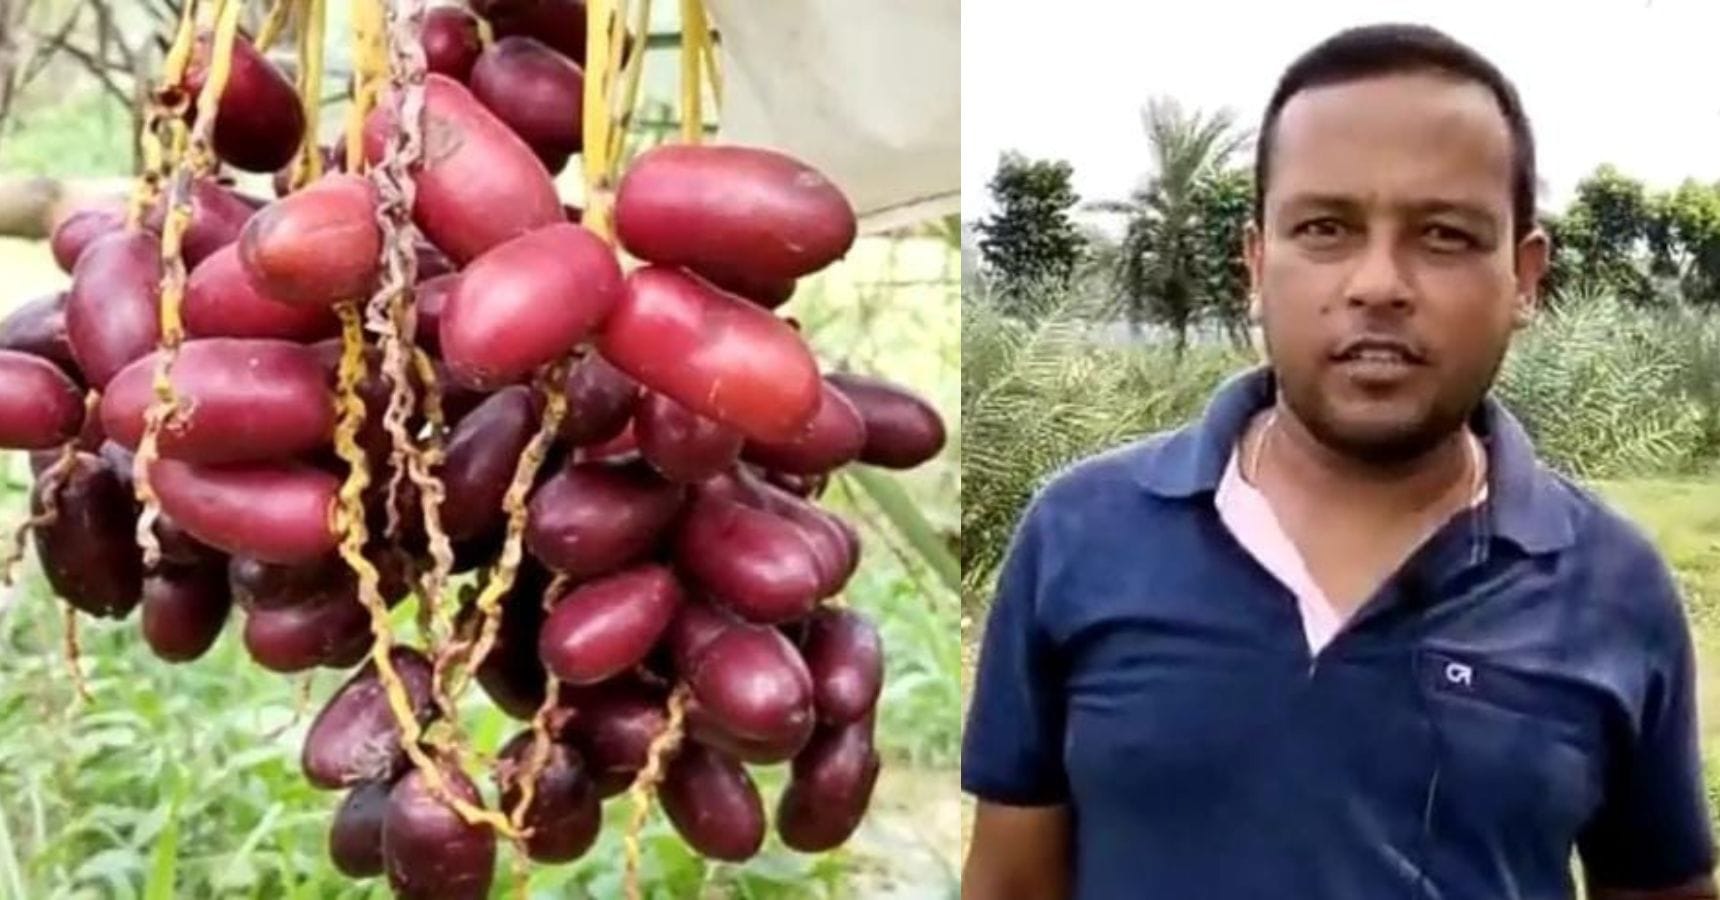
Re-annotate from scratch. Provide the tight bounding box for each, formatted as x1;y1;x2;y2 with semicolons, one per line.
1246;71;1548;464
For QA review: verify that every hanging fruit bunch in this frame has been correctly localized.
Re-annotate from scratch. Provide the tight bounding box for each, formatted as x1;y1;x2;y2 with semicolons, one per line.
0;0;949;896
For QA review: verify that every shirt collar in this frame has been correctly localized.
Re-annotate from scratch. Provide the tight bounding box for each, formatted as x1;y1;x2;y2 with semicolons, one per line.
1133;364;1575;555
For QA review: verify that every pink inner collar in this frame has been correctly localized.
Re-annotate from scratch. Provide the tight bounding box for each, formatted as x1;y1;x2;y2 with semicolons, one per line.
1214;428;1488;655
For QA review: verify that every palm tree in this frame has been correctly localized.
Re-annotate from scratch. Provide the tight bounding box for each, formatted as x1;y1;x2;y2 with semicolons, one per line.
1088;97;1253;353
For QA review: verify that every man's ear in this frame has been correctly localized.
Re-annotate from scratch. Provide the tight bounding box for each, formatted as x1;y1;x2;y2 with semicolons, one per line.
1512;228;1550;330
1244;222;1264;321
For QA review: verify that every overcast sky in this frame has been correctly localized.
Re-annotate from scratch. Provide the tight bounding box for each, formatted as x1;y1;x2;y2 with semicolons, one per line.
961;0;1720;224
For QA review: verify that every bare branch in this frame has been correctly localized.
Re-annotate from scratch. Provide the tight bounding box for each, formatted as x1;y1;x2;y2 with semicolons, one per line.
96;1;135;73
20;5;88;85
42;37;131;110
144;0;183;49
0;2;36;128
151;0;185;26
140;1;169;29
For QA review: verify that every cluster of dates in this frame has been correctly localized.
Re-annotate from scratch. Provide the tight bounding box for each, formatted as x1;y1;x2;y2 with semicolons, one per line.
0;2;945;896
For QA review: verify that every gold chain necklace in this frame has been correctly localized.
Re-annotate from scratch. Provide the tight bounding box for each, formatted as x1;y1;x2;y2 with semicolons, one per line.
1247;410;1485;502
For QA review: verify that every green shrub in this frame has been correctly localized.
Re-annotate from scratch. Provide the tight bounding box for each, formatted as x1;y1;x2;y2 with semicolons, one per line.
1496;288;1709;479
959;276;1254;604
1658;307;1720;464
960;280;1720;609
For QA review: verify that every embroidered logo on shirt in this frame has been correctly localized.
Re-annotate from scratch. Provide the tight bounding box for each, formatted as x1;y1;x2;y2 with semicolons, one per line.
1422;650;1487;699
1443;660;1474;690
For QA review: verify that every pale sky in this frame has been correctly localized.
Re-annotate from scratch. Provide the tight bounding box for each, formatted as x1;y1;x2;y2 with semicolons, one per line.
961;0;1720;225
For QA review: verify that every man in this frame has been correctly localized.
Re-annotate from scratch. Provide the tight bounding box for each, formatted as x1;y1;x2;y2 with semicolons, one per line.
961;23;1718;900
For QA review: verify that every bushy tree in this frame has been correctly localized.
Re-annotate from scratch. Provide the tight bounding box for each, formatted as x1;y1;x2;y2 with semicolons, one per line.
1187;167;1254;345
1650;179;1720;308
974;152;1085;316
1547;167;1720;309
1561;165;1657;305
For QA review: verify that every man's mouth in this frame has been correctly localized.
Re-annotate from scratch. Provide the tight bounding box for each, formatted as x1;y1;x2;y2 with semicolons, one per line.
1331;337;1426;366
1328;337;1428;387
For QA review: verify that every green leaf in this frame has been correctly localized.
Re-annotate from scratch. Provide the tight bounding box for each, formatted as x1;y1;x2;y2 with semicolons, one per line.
215;803;283;889
143;767;187;900
845;468;959;595
74;847;142;889
0;801;27;900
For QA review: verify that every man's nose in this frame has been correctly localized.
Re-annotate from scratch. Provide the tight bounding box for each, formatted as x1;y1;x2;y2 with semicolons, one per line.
1344;233;1415;312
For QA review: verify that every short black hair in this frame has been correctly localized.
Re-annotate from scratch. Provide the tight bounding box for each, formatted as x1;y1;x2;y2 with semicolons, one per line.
1252;23;1537;242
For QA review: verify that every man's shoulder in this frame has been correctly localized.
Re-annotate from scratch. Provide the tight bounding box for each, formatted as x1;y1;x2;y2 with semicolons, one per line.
1030;426;1188;518
1546;472;1667;571
1542;471;1688;640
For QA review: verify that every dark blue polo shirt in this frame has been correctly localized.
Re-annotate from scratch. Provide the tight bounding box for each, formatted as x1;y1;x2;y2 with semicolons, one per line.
962;366;1714;899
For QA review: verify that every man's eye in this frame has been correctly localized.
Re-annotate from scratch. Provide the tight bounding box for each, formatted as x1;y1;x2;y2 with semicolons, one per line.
1425;225;1476;250
1295;219;1345;239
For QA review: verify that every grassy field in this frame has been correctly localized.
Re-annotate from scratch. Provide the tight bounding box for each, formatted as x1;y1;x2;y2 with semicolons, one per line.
0;230;963;899
958;476;1720;870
